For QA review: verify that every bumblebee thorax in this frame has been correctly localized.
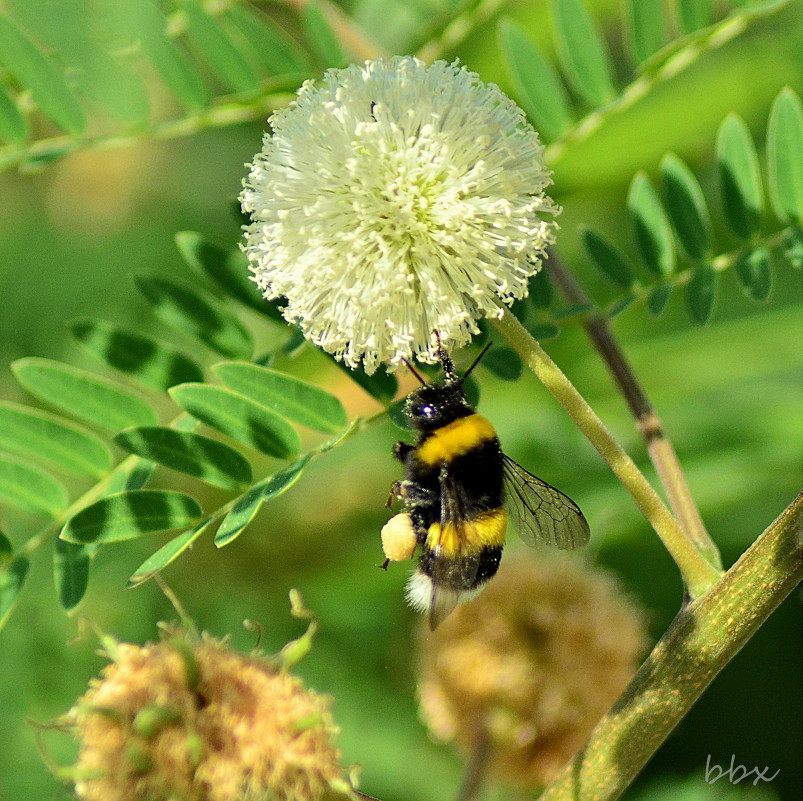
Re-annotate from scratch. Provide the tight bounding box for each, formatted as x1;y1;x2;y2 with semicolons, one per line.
404;382;472;432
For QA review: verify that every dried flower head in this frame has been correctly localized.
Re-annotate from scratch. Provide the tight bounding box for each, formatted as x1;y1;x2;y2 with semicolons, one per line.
241;56;559;374
417;555;646;786
69;630;352;801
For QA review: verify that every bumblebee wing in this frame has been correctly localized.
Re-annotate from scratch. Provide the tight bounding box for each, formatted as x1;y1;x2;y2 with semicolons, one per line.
502;454;590;550
425;468;475;630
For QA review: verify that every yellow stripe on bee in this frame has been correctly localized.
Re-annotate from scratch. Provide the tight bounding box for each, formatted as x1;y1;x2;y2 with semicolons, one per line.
426;508;507;558
416;413;497;466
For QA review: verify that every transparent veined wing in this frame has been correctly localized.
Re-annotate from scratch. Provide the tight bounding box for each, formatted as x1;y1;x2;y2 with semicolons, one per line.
502;455;590;550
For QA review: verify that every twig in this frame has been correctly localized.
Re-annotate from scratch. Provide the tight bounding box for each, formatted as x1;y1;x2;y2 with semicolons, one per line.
546;251;721;570
538;491;803;801
454;726;491;801
492;310;722;599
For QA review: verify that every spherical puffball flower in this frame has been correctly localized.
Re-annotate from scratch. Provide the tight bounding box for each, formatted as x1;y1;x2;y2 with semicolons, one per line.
417;555;647;787
241;56;560;374
68;630;354;801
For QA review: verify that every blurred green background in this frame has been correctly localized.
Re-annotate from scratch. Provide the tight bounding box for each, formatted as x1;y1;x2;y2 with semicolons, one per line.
0;1;800;800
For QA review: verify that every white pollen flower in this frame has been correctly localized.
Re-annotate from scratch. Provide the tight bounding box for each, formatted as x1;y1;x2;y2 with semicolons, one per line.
241;56;559;374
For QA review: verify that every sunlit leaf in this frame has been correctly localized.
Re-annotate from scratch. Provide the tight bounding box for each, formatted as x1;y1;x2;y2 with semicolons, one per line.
60;490;202;544
215;456;310;547
136;274;253;359
114;427;252;489
214;363;347;434
628;172;676;276
551;0;615;106
498;18;572;140
0;401;111;478
0;454;68;514
717;114;764;239
169;384;300;458
685;264;718;325
129;516;214;587
0;15;85;134
70;319;204;391
53;539;90;611
767;87;803;224
12;358;157;432
660;153;713;261
735;247;773;302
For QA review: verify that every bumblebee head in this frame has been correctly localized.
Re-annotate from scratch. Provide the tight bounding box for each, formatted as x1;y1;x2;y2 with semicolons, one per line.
404;381;472;432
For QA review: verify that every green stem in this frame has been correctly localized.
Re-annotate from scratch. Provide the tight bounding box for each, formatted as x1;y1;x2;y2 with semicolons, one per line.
492;310;722;598
538;491;803;801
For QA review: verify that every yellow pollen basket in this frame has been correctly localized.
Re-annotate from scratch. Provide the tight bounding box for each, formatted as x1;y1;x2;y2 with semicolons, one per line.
416;414;497;466
426;508;508;557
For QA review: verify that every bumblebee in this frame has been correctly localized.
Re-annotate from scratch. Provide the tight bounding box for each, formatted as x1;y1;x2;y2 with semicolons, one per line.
383;341;590;629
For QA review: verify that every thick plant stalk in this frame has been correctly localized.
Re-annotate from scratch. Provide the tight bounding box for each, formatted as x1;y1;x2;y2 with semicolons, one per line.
538;492;803;801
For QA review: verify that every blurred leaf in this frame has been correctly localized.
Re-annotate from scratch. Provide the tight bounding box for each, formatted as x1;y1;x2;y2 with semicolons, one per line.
628;0;664;64
214;363;347;434
528;322;561;340
136;0;207;110
0;401;111;478
0;453;68;514
581;228;636;288
224;5;311;75
551;0;615;107
70;318;204;391
481;347;523;381
114;427;252;489
0;553;29;629
628;172;676;277
498;18;572;140
685;264;718;325
53;539;90;611
0;532;10;564
129;516;214;587
169;384;300;458
678;0;713;32
174;231;283;321
136;274;253;359
0;15;85;134
331;359;398;404
301;3;344;68
660;153;713;261
717;114;764;239
530;268;554;309
0;81;26;142
12;358;157;432
60;490;202;544
215;455;310;546
552;302;594;320
608;294;638;318
781;225;802;269
767;87;803;224
735;247;773;302
647;282;673;317
180;0;259;93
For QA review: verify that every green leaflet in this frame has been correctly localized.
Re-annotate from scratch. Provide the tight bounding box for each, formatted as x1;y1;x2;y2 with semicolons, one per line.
169;383;300;458
0;401;111;478
717;114;764;239
551;0;615;107
581;228;636;288
498;18;572;141
53;539;91;611
0;551;29;629
685;264;718;325
301;3;344;69
660;153;713;261
215;456;310;547
767;88;803;224
735;247;773;302
12;358;157;432
627;0;664;64
214;363;347;434
0;80;27;142
0;453;68;515
480;347;523;382
70;318;204;391
114;427;252;490
628;172;676;277
136;274;253;359
0;14;85;134
60;490;202;544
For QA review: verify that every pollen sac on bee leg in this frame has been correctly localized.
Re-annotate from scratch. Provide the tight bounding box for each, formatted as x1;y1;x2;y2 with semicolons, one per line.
381;513;418;562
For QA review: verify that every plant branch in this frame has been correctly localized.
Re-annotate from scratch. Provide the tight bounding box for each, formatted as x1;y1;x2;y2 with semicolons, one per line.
546;251;721;569
491;310;722;598
538;491;803;801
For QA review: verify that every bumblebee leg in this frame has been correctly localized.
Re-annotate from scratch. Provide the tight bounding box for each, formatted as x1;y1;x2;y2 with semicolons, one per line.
385;480;403;509
392;441;414;462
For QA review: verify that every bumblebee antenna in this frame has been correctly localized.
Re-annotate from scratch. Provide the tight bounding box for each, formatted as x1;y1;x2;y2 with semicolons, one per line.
460;341;493;382
400;357;427;385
